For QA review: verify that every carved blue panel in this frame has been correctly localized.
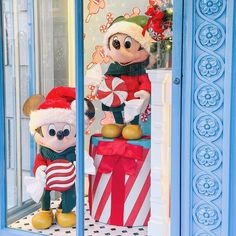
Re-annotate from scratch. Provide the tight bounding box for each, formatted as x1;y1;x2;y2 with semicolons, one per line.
182;0;234;235
192;0;226;235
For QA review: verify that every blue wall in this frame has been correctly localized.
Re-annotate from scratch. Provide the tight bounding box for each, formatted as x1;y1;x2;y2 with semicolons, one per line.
181;0;235;235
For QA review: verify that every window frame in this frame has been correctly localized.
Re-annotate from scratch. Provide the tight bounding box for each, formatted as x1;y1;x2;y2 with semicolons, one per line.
0;0;183;235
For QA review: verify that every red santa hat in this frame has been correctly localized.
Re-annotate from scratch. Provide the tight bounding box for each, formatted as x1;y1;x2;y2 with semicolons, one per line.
29;86;76;135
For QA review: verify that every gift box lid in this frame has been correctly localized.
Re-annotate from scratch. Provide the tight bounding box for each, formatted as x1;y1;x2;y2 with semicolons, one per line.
90;134;151;149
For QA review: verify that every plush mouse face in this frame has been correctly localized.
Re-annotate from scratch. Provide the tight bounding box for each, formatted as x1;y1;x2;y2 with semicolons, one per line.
34;122;76;153
23;87;95;154
107;33;149;66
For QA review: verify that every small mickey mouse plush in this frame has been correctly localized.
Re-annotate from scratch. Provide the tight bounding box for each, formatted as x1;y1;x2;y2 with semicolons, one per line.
98;15;153;140
23;86;95;229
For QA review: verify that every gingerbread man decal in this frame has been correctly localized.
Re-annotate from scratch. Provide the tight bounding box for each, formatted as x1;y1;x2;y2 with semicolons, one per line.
86;45;110;70
85;0;105;23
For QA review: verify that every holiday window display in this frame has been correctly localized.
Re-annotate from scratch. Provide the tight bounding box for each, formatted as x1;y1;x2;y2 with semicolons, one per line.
23;86;95;229
85;0;172;228
88;135;151;226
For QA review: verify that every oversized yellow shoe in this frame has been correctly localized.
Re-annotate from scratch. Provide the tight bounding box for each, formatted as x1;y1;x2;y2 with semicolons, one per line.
122;125;142;140
55;208;76;228
101;124;124;138
32;209;53;229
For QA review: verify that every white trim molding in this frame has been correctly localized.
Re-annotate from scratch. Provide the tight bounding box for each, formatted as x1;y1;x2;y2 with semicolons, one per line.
148;69;172;236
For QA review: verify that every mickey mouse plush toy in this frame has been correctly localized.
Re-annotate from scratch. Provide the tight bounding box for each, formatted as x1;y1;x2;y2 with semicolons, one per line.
97;15;153;140
23;86;95;229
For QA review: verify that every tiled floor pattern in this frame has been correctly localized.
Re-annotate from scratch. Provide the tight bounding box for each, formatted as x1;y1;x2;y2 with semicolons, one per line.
9;199;147;236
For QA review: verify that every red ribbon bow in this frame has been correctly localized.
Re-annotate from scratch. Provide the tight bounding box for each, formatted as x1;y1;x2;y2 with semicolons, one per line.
96;139;144;176
142;6;165;40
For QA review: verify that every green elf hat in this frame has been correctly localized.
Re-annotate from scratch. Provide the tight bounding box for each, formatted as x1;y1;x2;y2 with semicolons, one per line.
104;15;154;53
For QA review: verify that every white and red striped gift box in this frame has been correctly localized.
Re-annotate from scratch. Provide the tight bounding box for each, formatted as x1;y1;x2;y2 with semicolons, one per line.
88;135;151;226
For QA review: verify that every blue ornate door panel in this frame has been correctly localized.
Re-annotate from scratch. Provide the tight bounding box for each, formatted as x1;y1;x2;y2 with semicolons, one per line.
181;0;234;235
229;9;236;235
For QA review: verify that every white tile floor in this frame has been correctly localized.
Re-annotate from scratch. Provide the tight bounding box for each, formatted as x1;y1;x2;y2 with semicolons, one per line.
9;199;148;236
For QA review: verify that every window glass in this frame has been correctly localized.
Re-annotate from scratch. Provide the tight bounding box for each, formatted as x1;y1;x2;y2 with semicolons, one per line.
2;0;71;224
2;0;174;235
83;0;173;235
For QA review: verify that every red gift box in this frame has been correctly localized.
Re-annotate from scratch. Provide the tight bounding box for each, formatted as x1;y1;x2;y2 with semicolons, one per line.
88;135;151;226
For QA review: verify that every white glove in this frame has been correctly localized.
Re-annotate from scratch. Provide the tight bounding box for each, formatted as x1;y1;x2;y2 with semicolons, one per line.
85;64;103;87
73;152;96;175
124;99;144;123
92;77;105;96
24;176;45;203
134;90;151;113
85;151;96;175
92;85;99;96
24;165;46;203
35;165;47;184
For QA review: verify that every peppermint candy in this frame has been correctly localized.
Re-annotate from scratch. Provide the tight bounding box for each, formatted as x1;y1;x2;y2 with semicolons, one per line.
97;77;128;107
46;160;76;192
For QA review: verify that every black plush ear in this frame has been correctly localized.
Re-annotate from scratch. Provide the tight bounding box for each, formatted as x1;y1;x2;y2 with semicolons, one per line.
84;98;95;120
23;95;45;117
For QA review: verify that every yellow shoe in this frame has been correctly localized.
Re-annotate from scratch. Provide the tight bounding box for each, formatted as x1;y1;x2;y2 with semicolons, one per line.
122;125;142;140
101;124;123;138
55;208;76;228
32;209;53;229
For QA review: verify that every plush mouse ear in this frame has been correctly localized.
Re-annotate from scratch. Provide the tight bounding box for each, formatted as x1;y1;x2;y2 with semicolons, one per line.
84;98;95;120
23;95;45;117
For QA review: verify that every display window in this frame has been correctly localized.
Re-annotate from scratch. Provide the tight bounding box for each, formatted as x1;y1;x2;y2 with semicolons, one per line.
0;0;182;235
